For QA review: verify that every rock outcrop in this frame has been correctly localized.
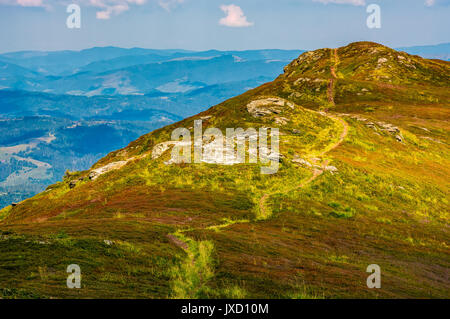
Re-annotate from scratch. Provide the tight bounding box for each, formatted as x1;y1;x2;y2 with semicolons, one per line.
247;97;294;118
89;161;129;180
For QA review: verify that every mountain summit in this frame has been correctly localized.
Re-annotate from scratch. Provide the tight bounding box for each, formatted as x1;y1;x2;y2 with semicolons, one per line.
0;42;449;299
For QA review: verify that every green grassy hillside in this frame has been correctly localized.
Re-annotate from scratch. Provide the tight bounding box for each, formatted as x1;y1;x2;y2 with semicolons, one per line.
0;42;449;299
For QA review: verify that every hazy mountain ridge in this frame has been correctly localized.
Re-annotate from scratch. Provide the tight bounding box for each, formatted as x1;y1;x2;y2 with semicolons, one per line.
397;42;450;61
0;43;447;77
0;50;303;95
1;43;447;96
0;47;192;75
0;48;301;74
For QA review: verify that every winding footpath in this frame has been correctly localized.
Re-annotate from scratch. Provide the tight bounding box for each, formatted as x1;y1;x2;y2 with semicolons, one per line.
170;47;348;240
167;48;349;296
327;48;339;106
259;48;347;219
258;112;348;220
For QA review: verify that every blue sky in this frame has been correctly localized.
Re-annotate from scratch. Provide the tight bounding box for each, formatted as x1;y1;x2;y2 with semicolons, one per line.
0;0;449;53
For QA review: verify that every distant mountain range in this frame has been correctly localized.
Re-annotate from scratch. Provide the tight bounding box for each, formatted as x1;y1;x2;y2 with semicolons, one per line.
0;43;447;95
397;43;450;61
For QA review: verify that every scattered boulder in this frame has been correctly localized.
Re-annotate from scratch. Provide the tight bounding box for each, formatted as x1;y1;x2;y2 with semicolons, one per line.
285;51;324;71
260;153;284;163
153;140;192;164
247;97;294;118
292;155;312;167
378;122;400;133
69;178;84;189
152;141;178;159
419;136;443;144
274;117;290;125
325;165;338;172
294;77;312;85
349;114;368;122
289;92;303;99
376;57;389;69
89;161;129;180
104;240;114;246
363;120;403;142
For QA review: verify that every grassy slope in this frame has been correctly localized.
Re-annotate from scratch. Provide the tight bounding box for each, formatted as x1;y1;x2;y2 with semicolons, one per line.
0;42;448;299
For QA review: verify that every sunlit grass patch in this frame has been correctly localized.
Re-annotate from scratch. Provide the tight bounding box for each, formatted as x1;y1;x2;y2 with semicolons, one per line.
170;235;216;299
0;206;12;221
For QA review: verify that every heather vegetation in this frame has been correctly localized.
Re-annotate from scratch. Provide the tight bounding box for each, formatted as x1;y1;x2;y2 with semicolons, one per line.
0;42;448;298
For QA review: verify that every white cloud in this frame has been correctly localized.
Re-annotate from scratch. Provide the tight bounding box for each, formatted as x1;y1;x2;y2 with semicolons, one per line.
313;0;366;5
17;0;43;6
89;0;147;19
0;0;181;19
158;0;184;11
96;4;129;19
425;0;435;6
0;0;45;7
219;4;253;28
